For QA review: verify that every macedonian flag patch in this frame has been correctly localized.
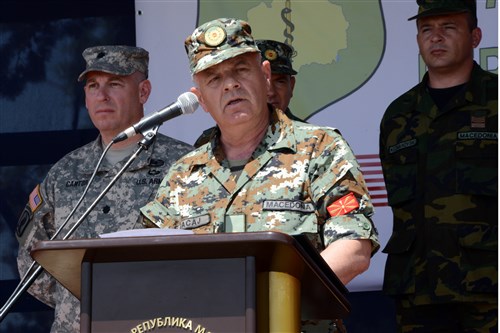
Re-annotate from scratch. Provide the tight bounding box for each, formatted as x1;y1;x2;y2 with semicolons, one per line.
327;192;359;217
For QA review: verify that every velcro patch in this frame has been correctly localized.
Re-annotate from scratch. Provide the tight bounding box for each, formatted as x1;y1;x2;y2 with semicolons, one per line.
262;200;315;213
181;214;210;229
327;192;359;217
29;184;43;213
16;204;33;239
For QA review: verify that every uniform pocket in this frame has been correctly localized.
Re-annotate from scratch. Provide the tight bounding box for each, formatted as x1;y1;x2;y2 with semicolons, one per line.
382;229;416;295
383;147;418;207
458;224;498;293
455;139;497;196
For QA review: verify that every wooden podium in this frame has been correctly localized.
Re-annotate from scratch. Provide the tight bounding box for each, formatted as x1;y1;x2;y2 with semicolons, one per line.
31;231;350;333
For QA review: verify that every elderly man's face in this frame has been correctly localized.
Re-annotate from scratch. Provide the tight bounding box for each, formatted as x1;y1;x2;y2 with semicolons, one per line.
192;52;271;130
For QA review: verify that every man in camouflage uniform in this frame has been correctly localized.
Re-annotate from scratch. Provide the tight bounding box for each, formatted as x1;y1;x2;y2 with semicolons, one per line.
193;38;302;148
141;18;379;332
16;45;193;333
379;1;497;332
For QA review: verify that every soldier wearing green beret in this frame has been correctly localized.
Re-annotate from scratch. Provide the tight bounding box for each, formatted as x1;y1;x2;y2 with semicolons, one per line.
142;18;380;332
193;38;303;147
379;1;497;331
16;45;193;332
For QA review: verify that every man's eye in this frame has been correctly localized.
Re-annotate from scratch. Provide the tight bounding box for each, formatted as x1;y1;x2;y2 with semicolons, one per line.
208;76;219;85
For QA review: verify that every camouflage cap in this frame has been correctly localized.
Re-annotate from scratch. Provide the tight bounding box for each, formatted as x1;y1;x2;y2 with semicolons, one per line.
78;45;149;82
256;39;297;75
408;0;477;21
184;18;260;75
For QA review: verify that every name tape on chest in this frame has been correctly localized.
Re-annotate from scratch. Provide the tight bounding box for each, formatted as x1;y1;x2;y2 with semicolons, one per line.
457;132;498;140
262;200;315;213
181;214;210;229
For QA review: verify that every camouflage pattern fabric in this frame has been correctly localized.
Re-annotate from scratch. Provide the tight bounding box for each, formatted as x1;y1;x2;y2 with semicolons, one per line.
184;18;260;75
142;107;379;253
142;108;379;331
379;62;498;308
396;298;498;332
193;106;304;148
16;134;192;333
78;45;149;82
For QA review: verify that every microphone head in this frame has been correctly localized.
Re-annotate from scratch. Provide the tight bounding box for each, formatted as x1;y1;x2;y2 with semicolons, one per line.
177;92;199;115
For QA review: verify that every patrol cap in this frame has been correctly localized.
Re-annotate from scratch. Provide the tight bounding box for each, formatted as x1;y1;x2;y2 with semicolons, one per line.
184;18;260;75
78;45;149;82
408;0;477;21
256;39;297;75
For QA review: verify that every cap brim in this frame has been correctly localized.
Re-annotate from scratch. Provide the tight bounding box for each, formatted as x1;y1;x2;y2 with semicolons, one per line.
77;66;136;82
272;67;297;75
408;8;469;21
193;47;260;75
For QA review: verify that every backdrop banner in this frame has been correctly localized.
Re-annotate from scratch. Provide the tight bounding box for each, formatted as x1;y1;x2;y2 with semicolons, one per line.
135;0;498;292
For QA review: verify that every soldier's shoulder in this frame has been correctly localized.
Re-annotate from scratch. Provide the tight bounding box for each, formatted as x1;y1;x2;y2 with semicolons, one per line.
155;133;193;149
384;83;422;119
50;139;97;170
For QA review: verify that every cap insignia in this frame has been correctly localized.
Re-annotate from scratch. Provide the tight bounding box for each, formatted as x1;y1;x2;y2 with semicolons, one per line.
205;26;226;47
264;49;278;61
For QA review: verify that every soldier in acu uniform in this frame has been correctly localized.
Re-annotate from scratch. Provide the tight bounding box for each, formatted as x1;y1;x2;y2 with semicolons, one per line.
16;45;193;333
379;1;497;332
141;18;380;332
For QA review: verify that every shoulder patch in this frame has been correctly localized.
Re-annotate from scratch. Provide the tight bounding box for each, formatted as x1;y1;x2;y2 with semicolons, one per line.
327;192;359;217
16;204;33;239
29;184;43;213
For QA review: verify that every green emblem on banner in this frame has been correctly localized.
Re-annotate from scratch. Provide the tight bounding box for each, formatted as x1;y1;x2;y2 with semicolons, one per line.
197;0;385;120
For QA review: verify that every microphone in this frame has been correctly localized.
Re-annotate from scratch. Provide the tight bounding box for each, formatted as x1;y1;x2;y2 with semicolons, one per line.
113;92;199;143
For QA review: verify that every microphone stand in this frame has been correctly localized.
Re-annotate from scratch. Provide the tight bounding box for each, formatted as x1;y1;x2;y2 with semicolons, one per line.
0;127;159;323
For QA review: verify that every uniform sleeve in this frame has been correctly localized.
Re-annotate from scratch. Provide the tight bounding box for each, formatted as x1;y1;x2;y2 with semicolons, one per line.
310;130;380;255
140;174;178;229
16;177;57;308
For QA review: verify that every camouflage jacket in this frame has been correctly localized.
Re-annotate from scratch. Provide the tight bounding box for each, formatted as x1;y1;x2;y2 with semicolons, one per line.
16;134;192;333
142;108;379;254
193;107;304;148
379;62;498;304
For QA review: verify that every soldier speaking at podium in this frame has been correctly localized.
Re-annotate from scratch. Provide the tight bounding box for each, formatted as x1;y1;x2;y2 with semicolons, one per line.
141;18;380;332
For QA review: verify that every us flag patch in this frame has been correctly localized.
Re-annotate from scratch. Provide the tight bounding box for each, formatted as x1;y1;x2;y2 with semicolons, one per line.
327;192;359;217
29;184;43;212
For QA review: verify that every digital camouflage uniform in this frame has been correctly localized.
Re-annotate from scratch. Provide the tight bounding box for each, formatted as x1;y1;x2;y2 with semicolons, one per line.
379;62;498;331
16;134;192;333
16;44;193;333
159;18;380;333
142;107;380;332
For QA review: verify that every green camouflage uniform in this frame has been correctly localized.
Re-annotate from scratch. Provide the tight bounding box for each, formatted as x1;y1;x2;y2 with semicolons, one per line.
379;62;498;330
16;134;192;333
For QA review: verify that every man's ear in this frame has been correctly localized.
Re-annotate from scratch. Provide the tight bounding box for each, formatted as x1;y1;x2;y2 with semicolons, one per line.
471;27;482;48
262;60;271;84
190;86;207;113
139;79;152;103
